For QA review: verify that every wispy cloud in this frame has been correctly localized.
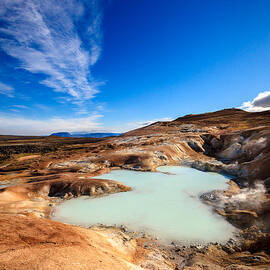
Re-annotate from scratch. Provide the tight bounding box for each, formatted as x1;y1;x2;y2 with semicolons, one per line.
132;117;173;127
240;91;270;112
12;105;28;109
0;114;173;135
0;0;103;104
116;117;173;132
34;104;51;111
0;81;14;97
0;114;104;135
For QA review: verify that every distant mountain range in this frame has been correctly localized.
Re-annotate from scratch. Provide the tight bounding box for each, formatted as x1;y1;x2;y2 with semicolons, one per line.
50;132;122;138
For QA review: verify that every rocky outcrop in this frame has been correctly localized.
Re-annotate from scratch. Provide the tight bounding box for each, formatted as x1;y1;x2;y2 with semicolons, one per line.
0;176;131;217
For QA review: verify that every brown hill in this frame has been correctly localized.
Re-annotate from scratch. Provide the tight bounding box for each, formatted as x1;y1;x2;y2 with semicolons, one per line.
124;108;270;136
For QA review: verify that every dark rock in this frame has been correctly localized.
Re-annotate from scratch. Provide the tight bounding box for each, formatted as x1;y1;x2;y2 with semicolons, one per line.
187;141;204;152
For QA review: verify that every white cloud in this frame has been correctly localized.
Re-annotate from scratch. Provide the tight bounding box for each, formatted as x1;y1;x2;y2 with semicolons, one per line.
116;117;173;132
12;105;28;109
0;82;14;97
0;0;103;103
9;109;19;113
239;91;270;112
34;104;50;110
0;114;104;135
0;114;173;135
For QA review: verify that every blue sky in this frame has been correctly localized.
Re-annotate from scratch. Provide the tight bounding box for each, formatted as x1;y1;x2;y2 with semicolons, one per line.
0;0;270;135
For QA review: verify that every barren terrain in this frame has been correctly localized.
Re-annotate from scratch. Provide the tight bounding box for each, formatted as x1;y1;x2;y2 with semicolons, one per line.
0;108;270;269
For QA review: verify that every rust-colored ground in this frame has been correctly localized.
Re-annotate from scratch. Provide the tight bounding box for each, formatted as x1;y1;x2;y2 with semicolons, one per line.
0;108;270;269
0;214;154;270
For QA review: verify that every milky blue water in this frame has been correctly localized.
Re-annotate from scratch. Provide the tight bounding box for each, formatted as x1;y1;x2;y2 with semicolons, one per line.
53;166;235;244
